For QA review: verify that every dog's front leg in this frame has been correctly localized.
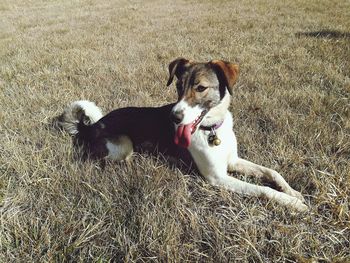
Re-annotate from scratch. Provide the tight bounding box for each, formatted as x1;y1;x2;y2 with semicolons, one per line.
228;157;305;202
206;170;308;212
192;152;307;211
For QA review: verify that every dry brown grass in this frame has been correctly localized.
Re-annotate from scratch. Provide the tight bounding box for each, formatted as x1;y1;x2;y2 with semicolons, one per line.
1;0;349;262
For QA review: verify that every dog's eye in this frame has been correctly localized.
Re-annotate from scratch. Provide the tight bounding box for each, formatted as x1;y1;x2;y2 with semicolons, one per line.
196;85;208;92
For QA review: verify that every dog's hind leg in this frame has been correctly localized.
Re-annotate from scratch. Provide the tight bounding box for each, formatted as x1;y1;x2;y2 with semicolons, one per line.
228;157;305;202
105;135;133;161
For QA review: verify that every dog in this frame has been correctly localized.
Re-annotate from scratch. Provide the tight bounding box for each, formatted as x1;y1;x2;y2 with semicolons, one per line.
55;58;308;212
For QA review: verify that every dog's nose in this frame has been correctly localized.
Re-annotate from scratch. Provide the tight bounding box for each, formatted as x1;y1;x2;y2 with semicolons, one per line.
171;110;184;124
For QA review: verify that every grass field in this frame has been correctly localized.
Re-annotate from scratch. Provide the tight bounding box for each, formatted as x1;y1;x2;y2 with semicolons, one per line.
1;0;349;262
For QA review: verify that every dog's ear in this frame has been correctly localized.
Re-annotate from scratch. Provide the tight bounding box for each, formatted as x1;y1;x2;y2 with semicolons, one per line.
167;58;191;86
210;60;239;95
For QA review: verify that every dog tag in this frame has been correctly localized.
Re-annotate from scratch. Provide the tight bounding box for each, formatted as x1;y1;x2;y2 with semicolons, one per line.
208;129;221;146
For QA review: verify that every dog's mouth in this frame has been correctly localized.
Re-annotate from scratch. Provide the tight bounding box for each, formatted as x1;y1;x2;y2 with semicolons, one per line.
174;110;207;148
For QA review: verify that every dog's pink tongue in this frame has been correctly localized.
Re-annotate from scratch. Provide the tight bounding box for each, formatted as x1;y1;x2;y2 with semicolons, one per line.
174;124;192;148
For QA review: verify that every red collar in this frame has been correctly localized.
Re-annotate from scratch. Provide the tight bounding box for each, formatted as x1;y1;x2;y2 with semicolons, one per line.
199;120;224;131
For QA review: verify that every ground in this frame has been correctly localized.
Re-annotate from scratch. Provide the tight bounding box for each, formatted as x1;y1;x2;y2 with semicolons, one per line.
0;0;349;262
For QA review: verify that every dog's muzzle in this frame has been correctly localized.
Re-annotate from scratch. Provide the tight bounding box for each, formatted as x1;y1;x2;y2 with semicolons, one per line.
171;109;207;148
170;110;184;124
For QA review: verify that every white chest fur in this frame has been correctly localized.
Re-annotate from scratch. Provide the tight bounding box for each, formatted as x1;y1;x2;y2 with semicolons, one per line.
188;111;238;181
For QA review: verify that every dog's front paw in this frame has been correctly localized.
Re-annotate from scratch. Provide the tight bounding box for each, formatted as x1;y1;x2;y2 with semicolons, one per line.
293;198;308;212
288;189;306;203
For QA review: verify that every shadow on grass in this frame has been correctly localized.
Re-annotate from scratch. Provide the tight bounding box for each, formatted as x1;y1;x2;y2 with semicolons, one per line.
296;30;350;39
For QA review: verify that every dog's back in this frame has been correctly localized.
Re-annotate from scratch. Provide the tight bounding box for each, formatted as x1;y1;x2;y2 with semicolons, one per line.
55;101;191;161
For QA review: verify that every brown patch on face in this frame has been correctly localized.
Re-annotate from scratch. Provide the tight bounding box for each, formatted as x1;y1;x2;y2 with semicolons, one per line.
183;82;211;107
177;63;220;109
180;65;221;109
210;60;239;95
167;58;237;109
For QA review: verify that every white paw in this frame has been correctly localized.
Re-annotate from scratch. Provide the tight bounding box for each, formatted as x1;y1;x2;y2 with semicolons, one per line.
289;197;308;212
296;201;308;212
287;189;306;203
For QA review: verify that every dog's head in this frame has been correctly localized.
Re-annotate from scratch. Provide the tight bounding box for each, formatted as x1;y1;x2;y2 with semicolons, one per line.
167;58;239;148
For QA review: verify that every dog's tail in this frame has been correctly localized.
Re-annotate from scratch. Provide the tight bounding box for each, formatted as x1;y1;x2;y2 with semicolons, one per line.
54;100;103;135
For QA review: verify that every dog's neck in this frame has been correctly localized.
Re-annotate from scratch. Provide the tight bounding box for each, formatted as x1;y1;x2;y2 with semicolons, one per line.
200;92;231;127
